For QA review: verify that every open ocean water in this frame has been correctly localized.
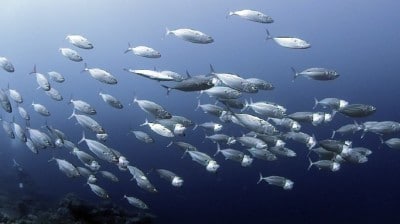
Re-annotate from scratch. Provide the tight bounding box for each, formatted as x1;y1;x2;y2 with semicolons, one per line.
0;0;400;223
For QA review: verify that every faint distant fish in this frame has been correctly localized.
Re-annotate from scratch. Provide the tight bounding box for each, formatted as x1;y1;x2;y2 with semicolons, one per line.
0;89;12;113
18;105;30;121
266;29;311;49
166;27;214;44
47;71;65;83
25;138;38;154
127;166;157;193
156;169;184;187
99;92;123;109
68;109;105;134
7;85;23;104
83;63;118;84
99;170;119;182
124;43;161;58
32;101;50;116
59;47;83;62
0;57;15;72
12;119;27;142
205;134;236;145
308;158;340;172
131;130;154;143
27;127;54;149
49;157;80;178
291;67;339;81
66;34;94;49
245;78;274;90
88;183;109;199
1;116;15;139
69;98;96;115
338;104;376;117
161;73;214;94
132;97;171;119
29;65;51;91
214;144;253;167
124;195;148;209
141;119;174;138
228;9;273;23
257;173;294;190
246;148;277;161
124;68;175;81
45;87;63;101
217;98;245;110
383;138;400;150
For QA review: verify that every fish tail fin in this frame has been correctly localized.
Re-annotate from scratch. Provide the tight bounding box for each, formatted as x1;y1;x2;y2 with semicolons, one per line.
265;29;272;41
124;43;131;54
195;99;201;111
241;99;249;112
29;64;37;75
47;157;56;163
165;27;172;36
213;143;221;157
331;130;336;139
209;64;215;74
313;97;319;109
185;70;192;78
140;119;149;127
192;124;198;131
291;67;299;82
307;157;313;171
228;11;234;17
257;172;264;184
166;141;174;148
67;109;76;120
78;131;86;145
81;63;88;73
161;85;171;95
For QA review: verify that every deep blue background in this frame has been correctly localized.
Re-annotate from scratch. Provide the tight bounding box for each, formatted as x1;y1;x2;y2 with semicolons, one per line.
1;1;400;223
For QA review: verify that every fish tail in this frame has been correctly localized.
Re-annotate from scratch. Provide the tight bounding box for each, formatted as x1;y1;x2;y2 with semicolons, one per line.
228;11;234;17
67;109;76;120
241;99;250;112
265;29;272;41
257;172;264;184
47;157;56;163
192;124;198;131
290;67;299;82
209;64;215;74
81;63;88;73
313;97;319;109
29;64;37;75
195;99;201;111
165;27;171;36
161;85;171;95
213;143;221;157
307;157;313;171
331;130;336;139
124;43;131;54
166;141;174;148
78;131;86;145
140;118;149;127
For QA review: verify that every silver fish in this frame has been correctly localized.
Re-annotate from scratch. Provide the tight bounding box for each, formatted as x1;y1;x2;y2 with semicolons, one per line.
292;67;339;81
140;119;174;137
245;78;274;90
338;104;376;117
124;195;148;209
0;89;12;113
66;34;93;49
133;97;171;119
18;106;30;121
266;29;311;49
78;132;117;163
45;87;63;101
214;144;253;167
49;157;80;178
48;71;65;83
99;170;119;182
30;65;51;91
156;169;184;187
228;9;273;23
187;151;220;173
210;65;257;93
69;98;96;115
205;134;236;145
166;27;213;44
314;97;348;110
124;68;174;81
384;138;400;150
257;173;294;190
124;43;161;58
196;100;225;117
99;92;123;109
32;101;50;116
88;183;109;199
59;47;83;62
131;130;154;143
0;57;15;72
83;63;118;84
68;110;105;134
246;148;277;161
308;158;340;171
201;86;242;99
7;86;23;104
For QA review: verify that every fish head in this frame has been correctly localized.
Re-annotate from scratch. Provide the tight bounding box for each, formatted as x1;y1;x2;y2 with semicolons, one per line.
243;83;258;93
367;105;377;113
89;161;101;171
283;180;294;190
55;138;64;147
241;155;253;167
275;140;286;148
88;175;97;184
291;122;301;131
339;100;349;109
3;62;14;72
324;113;333;122
214;124;223;132
172;176;184;187
331;162;341;171
96;133;108;142
307;136;317;149
206;160;220;173
173;124;186;135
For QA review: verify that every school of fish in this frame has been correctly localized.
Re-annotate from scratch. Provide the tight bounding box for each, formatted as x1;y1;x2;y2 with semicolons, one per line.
0;7;397;212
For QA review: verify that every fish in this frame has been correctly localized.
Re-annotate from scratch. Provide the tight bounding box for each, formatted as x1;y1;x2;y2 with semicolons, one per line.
132;97;172;119
187;151;220;173
156;169;184;187
201;86;242;99
131;130;154;143
269;146;296;157
282;131;316;149
7;85;23;104
0;89;12;113
32;101;50;116
194;122;223;132
25;138;38;154
269;118;301;132
210;65;258;93
45;87;63;101
236;136;268;149
99;171;119;182
314;97;348;110
230;112;278;136
12;119;27;142
29;65;51;91
245;78;274;90
72;149;99;170
18;106;30;121
59;47;83;62
155;119;186;136
27;127;54;149
82;63;118;84
68;109;105;134
161;74;214;94
383;138;400;150
88;183;109;199
66;34;94;49
339;148;368;164
140;119;174;138
217;98;245;110
228;9;273;23
196;100;225;117
159;70;185;82
1;117;15;139
47;71;65;83
257;173;294;190
214;144;253;167
338;104;376;117
49;157;80;178
127;166;157;193
170;115;194;127
167;141;197;157
318;139;352;154
69;98;96;115
124;68;175;81
361;121;400;136
246;148;277;161
308;158;340;171
124;43;161;58
266;29;311;49
0;57;15;72
124;195;148;209
291;67;339;81
287;111;325;126
331;122;362;139
78;132;117;163
243;99;285;118
99;92;123;109
205;134;236;145
166;27;214;44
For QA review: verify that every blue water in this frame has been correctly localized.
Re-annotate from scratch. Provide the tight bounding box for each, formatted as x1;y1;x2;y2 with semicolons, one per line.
1;0;400;223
